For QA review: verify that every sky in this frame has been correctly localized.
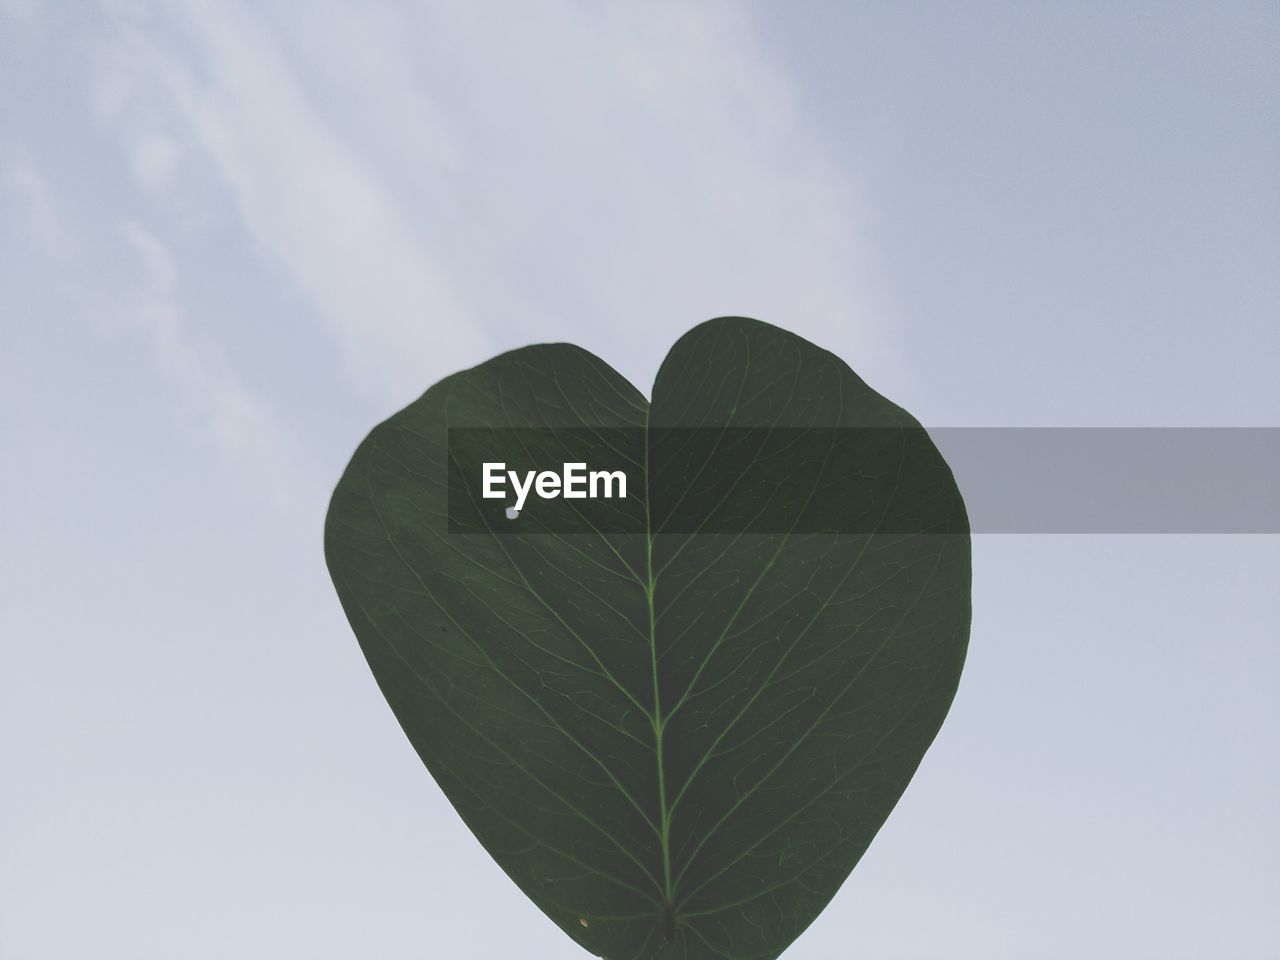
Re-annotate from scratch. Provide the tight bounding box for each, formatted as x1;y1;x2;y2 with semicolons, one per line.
2;2;1278;958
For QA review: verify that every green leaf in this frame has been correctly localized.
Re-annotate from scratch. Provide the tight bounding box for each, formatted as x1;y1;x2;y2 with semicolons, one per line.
324;317;970;959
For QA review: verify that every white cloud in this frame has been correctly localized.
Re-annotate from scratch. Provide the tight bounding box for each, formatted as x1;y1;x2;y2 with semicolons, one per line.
129;132;181;194
4;157;79;263
91;0;893;401
373;0;895;389
118;219;305;500
95;3;489;406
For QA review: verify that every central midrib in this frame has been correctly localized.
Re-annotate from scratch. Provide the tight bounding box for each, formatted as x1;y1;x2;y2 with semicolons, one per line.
642;407;676;932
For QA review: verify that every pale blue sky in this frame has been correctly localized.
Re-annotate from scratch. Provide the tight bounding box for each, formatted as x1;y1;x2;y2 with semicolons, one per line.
2;3;1277;958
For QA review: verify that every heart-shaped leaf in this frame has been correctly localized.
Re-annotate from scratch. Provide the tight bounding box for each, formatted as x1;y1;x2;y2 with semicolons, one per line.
325;317;970;959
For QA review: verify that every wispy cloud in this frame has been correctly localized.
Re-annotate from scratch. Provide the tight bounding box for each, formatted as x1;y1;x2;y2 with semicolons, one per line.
3;156;79;263
92;0;891;398
94;3;489;404
117;218;306;500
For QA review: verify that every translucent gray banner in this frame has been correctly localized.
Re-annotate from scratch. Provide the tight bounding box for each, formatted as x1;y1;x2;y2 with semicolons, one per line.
933;427;1278;533
447;427;1279;534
